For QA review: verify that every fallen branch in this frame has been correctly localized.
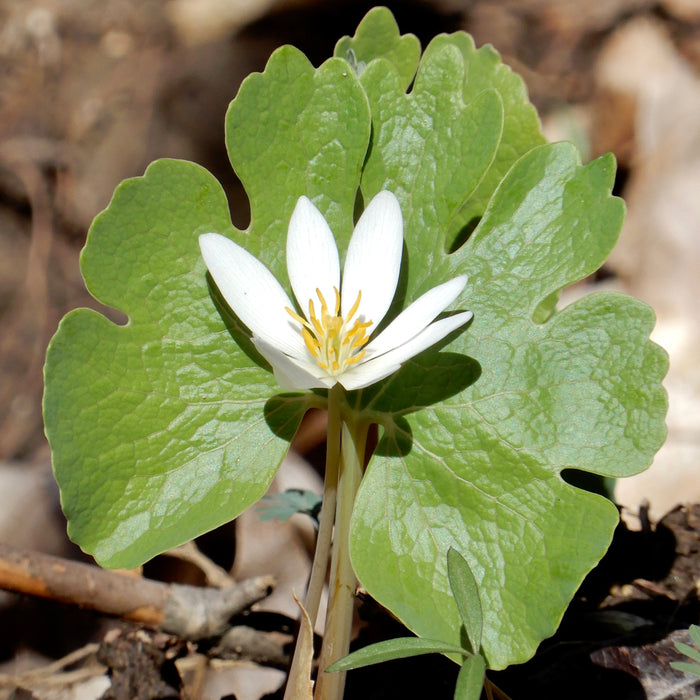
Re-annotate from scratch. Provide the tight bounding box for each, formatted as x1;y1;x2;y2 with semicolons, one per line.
211;626;293;669
0;542;274;639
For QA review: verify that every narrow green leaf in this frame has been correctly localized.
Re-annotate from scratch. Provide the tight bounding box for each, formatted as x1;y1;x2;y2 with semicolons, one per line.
454;654;486;700
675;641;700;665
325;637;469;673
447;548;483;655
690;625;700;647
670;661;700;679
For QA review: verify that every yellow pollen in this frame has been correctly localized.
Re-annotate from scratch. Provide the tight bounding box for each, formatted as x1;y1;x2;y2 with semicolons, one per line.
286;286;371;376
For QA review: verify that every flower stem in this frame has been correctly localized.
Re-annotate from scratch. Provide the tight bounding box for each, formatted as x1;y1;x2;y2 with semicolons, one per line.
304;385;343;625
283;384;343;700
315;417;367;700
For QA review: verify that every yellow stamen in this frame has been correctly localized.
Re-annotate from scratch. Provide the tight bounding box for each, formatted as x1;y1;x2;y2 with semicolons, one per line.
344;349;366;365
285;286;372;378
285;306;308;326
346;289;362;320
317;288;330;316
302;328;320;356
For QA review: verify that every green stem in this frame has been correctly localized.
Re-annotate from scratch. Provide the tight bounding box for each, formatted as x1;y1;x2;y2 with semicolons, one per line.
283;384;343;700
305;385;343;625
315;416;368;700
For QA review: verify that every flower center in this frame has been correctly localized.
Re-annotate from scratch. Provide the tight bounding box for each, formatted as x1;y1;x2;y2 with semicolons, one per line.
286;287;372;375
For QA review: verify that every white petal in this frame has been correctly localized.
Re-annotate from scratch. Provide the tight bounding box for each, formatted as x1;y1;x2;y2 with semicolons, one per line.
337;361;402;391
287;196;340;317
252;337;334;390
365;275;468;356
340;312;473;391
199;233;304;357
341;191;403;332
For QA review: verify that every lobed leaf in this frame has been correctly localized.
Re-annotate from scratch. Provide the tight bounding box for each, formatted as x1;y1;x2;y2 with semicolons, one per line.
44;45;372;568
334;6;421;89
350;131;668;666
44;160;310;567
225;45;371;277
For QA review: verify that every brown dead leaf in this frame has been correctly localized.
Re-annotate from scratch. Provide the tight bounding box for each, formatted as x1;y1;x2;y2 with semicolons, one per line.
283;592;315;700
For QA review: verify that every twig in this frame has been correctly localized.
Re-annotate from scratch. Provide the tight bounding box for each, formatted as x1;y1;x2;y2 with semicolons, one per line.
0;542;274;639
164;540;235;588
0;627;293;695
0;642;101;686
210;626;293;669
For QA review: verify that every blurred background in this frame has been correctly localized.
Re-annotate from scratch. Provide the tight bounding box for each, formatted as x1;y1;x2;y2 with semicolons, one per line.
0;0;699;693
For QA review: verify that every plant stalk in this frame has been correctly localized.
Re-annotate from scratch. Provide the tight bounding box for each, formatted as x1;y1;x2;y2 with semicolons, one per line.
314;418;367;700
283;384;343;700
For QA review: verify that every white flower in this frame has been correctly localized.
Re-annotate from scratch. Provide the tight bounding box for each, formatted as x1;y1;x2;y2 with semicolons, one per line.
199;191;472;391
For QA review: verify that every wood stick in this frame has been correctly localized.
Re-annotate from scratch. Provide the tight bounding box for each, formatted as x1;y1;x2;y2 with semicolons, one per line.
0;542;274;639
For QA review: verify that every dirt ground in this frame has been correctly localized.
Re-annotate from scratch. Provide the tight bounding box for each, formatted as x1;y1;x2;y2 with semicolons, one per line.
1;1;699;698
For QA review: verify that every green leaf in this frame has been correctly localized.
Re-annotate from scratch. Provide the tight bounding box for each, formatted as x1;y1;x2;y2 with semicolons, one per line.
44;160;305;568
447;548;482;655
334;6;420;90
358;29;544;258
357;36;505;299
257;489;322;524
675;628;700;664
670;661;700;679
44;46;372;568
326;637;469;673
674;643;700;665
434;33;546;243
454;654;486;700
225;45;371;274
350;140;668;669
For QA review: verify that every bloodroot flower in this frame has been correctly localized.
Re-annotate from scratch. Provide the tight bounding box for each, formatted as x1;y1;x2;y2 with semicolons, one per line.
199;191;472;391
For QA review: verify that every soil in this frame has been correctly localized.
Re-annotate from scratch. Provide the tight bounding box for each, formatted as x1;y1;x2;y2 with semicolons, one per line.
491;504;700;699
